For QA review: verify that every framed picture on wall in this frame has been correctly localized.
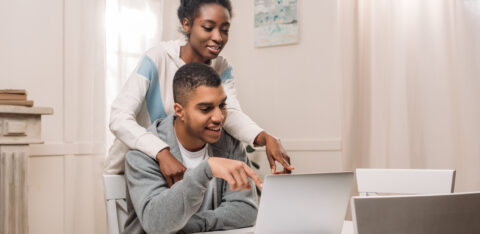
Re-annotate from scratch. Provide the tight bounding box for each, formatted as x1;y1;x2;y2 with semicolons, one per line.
254;0;298;47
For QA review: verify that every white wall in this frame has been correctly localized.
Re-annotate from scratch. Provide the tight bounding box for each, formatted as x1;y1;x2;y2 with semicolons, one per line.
221;0;342;177
0;0;107;233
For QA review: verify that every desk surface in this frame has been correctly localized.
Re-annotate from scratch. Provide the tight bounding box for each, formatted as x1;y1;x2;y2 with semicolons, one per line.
193;220;354;234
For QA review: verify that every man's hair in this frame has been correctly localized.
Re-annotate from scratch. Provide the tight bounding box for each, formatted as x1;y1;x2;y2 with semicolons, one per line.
173;62;222;106
177;0;233;37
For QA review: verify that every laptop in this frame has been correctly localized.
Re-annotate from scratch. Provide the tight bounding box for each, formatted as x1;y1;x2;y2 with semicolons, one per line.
252;172;354;234
351;192;480;234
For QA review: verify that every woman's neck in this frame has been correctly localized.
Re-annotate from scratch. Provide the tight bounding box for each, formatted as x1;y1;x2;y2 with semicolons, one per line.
180;44;210;64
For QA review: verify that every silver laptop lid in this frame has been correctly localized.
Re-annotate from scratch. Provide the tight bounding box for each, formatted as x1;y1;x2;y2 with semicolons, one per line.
351;192;480;234
255;172;354;234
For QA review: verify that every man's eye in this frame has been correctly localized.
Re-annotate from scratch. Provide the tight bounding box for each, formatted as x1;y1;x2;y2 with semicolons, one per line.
200;107;211;112
219;103;227;109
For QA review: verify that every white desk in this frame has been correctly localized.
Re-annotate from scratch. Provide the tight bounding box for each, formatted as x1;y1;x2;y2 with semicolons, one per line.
193;220;354;234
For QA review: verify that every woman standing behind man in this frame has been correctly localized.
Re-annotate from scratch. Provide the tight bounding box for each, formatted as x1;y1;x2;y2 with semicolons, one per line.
105;0;294;185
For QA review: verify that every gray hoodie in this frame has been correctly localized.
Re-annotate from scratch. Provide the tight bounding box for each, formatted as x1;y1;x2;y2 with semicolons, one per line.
123;114;258;234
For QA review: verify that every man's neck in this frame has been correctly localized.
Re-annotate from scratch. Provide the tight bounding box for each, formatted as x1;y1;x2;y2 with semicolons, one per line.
173;118;206;152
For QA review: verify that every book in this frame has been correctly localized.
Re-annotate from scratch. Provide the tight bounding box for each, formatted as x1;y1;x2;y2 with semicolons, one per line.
0;100;34;107
0;89;27;94
0;93;27;100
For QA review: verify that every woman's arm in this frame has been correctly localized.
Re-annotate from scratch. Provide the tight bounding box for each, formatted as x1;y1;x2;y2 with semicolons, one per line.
109;68;168;157
108;54;186;182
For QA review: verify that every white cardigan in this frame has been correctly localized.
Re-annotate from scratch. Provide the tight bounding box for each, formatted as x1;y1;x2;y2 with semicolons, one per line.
104;40;262;174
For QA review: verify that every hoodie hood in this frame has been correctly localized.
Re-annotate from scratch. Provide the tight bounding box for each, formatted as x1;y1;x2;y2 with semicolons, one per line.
160;39;187;68
146;114;183;162
160;39;226;69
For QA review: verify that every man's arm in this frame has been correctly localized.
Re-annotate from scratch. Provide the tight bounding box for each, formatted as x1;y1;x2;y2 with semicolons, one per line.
182;137;259;233
125;150;212;234
181;177;258;233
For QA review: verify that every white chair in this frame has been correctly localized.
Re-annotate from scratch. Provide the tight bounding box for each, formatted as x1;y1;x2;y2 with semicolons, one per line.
356;168;456;196
103;175;128;234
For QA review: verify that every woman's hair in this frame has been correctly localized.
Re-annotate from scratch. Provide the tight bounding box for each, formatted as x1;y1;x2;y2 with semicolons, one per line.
177;0;232;35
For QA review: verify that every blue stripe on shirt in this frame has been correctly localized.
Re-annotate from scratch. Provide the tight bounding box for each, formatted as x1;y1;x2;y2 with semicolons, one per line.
220;66;234;82
137;56;167;123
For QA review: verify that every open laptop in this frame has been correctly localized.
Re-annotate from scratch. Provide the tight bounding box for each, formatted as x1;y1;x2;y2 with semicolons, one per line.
351;192;480;234
251;172;354;234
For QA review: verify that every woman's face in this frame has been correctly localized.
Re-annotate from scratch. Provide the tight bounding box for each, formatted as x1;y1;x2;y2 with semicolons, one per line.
184;3;231;61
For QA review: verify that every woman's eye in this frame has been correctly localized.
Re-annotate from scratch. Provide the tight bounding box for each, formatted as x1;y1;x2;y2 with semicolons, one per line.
221;28;230;34
219;103;227;109
202;26;213;31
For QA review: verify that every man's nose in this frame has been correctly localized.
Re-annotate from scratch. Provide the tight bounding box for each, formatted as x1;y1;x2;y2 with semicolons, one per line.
211;107;225;123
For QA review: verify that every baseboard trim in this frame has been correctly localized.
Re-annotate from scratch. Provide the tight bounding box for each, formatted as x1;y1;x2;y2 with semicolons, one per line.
255;138;342;151
28;138;341;156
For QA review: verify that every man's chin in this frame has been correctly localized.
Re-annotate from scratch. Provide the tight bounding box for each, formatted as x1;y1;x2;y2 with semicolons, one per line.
203;135;222;144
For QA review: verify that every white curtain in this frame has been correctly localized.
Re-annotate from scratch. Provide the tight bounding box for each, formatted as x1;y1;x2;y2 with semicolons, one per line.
63;1;165;232
339;0;480;192
62;0;107;232
105;0;165;147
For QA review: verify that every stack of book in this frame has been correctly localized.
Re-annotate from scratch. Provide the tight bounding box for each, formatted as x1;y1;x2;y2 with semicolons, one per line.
0;89;34;107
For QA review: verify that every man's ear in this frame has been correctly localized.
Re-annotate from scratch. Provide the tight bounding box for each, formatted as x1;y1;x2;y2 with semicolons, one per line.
182;18;191;35
174;102;185;120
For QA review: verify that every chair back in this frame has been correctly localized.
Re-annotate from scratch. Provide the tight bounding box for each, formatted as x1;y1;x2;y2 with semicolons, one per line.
103;175;128;234
356;169;455;196
351;192;480;234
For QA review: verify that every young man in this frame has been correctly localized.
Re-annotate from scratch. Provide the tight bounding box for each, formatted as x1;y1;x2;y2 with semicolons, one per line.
123;63;262;234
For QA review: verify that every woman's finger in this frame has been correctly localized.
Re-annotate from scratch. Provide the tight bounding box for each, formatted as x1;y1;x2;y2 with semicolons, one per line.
280;158;295;171
173;173;184;184
166;176;173;188
273;152;294;172
282;153;293;174
267;153;276;174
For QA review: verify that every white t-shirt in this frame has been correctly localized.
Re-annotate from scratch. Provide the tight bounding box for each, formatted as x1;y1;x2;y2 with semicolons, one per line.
177;139;216;211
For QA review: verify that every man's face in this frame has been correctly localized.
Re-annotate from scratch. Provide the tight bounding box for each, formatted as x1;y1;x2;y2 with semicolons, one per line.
178;85;227;144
